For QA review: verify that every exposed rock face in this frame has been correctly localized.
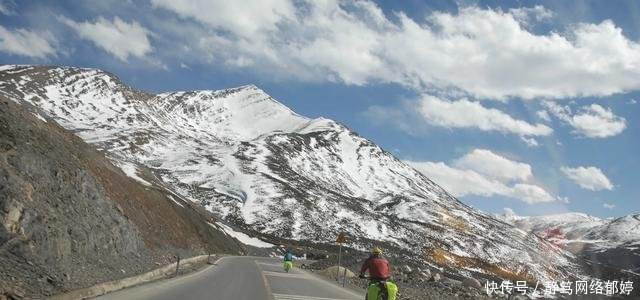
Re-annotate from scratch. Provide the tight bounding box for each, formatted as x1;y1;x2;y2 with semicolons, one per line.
0;96;243;298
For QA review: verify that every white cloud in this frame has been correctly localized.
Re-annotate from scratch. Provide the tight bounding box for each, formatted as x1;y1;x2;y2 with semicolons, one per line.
536;110;551;122
509;5;553;23
408;161;510;198
509;183;555;204
0;26;57;58
365;95;553;142
225;56;254;67
151;2;640;99
0;1;14;15
520;136;540;147
150;0;295;39
419;95;552;136
628;99;637;105
503;207;518;218
561;166;614;191
557;196;570;204
603;203;615;209
385;9;640;99
406;149;558;204
544;102;626;138
61;16;153;61
453;149;532;182
570;105;626;138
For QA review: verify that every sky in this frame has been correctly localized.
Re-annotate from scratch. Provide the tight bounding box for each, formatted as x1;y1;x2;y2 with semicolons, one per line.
1;0;638;219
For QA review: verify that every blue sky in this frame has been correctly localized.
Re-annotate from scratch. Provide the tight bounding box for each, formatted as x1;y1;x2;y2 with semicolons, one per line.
1;0;638;218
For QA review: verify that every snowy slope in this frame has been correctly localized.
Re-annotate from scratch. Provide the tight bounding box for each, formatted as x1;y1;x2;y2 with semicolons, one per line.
497;211;640;251
498;210;640;278
0;65;585;283
584;214;640;249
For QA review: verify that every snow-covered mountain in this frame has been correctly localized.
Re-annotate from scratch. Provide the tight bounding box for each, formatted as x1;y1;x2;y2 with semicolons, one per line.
0;65;584;283
497;210;640;275
500;212;607;243
497;211;639;251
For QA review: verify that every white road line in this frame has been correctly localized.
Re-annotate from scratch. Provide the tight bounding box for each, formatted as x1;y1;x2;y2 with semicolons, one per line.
272;293;359;300
263;271;306;278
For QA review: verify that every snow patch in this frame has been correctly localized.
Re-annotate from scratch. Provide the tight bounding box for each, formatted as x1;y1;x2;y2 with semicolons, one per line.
168;195;185;208
214;222;274;248
114;161;152;186
0;65;21;72
32;112;47;123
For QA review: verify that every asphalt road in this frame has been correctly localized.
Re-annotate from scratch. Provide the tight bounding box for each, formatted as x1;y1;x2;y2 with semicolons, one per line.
94;256;363;300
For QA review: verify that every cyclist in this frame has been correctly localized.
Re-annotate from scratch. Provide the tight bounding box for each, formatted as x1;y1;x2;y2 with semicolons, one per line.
359;247;394;300
359;247;390;281
283;250;294;272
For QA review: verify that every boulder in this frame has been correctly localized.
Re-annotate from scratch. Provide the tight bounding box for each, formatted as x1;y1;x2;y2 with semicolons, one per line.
3;201;24;234
431;272;441;282
319;266;356;279
462;277;482;289
441;277;462;286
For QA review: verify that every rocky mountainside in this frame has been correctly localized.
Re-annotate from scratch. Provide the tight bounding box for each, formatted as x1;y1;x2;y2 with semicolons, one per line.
0;65;586;285
0;94;244;298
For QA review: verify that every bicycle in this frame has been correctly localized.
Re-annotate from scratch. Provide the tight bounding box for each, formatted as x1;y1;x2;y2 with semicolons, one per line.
359;275;398;300
283;260;293;273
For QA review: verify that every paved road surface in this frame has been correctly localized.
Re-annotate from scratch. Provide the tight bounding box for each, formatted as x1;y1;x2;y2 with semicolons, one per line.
94;256;362;300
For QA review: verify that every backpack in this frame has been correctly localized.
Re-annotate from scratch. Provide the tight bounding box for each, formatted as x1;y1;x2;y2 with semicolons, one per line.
284;252;293;261
366;281;398;300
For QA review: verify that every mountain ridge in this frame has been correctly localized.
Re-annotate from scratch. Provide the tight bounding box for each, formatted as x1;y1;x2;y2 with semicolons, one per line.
496;210;640;281
0;64;586;284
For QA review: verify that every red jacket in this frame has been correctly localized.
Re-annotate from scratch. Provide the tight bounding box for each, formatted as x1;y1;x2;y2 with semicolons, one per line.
360;255;390;280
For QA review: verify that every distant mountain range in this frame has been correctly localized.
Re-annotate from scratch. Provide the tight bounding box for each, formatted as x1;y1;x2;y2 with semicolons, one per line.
2;64;637;286
497;210;640;277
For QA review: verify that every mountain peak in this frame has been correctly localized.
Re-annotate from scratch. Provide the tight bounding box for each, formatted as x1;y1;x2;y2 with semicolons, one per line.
0;64;587;283
237;83;259;90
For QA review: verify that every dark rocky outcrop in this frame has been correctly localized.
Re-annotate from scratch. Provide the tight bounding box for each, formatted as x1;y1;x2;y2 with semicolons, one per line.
0;97;243;298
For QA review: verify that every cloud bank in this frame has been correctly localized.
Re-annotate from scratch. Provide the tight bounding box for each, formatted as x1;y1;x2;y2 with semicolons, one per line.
543;102;626;138
561;166;614;191
0;26;56;58
61;16;153;61
407;149;558;204
148;1;640;100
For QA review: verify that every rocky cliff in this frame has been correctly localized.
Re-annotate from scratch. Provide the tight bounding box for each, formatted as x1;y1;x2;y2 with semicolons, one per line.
0;95;243;298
